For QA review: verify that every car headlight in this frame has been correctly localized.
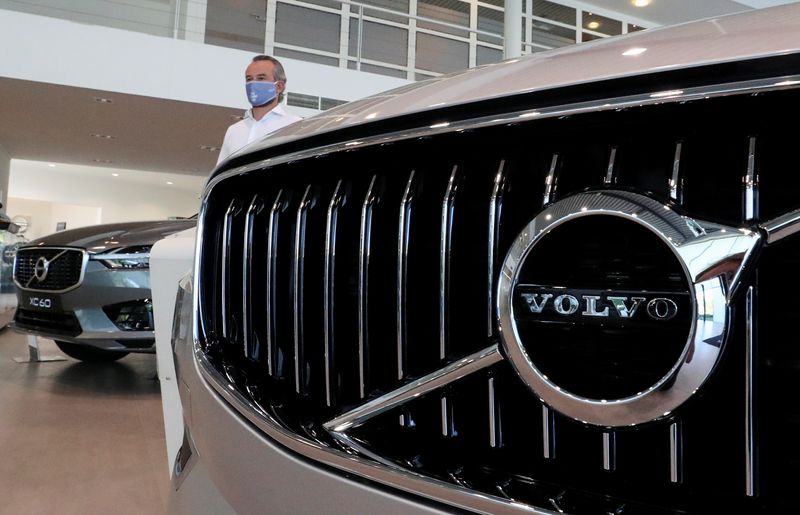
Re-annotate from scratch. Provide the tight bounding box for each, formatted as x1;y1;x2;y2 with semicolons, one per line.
93;245;151;269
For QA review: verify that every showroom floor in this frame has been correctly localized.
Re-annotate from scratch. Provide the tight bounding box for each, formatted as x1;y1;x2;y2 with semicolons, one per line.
0;329;169;514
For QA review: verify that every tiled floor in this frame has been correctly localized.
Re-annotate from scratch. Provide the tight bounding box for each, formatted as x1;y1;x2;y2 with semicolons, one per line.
0;329;170;514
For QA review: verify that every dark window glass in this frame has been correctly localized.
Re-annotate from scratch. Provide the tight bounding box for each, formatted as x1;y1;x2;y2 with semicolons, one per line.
416;32;469;73
477;5;503;45
531;20;575;49
349;19;408;66
477;45;503;66
418;0;470;38
274;47;339;66
275;3;340;53
532;0;575;26
582;12;622;36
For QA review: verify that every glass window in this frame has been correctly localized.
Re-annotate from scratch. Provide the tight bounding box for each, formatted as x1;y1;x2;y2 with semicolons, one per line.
349;19;408;66
532;0;575;26
531;20;575;49
416;32;469;73
479;0;504;8
356;0;410;24
275;3;340;53
582;12;622;36
417;0;470;38
274;47;339;67
321;97;348;110
349;61;409;79
582;32;603;42
477;46;503;66
287;92;320;110
298;0;341;9
477;6;503;45
205;0;266;52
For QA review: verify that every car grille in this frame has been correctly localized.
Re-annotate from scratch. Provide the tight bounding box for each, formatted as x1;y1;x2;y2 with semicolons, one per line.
14;308;82;337
196;80;800;513
14;247;85;292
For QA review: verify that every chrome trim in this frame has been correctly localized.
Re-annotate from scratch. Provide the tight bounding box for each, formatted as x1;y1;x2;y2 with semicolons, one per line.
194;347;553;515
397;171;417;382
242;195;263;360
488;376;500;448
13;247;88;294
542;154;559;206
745;285;757;497
670;141;683;204
498;190;761;427
266;189;288;375
440;165;459;361
220;200;241;340
440;166;459;437
204;76;800;196
763;208;800;244
293;185;316;394
488;160;507;338
542;405;555;460
324;344;502;433
603;432;616;472
358;176;380;399
604;146;618;185
670;421;683;484
324;180;347;407
744;136;759;221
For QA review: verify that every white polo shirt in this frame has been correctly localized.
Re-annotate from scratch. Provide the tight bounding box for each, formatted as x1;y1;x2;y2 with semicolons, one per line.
217;104;302;165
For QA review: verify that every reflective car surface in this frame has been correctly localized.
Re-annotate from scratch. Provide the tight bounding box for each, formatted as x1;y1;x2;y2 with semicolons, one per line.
12;218;196;361
172;5;800;514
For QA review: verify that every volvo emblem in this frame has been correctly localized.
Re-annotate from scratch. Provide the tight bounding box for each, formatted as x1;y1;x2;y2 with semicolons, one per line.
33;256;50;282
497;190;761;427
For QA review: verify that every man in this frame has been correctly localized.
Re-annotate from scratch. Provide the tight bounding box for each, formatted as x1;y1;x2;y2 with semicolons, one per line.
217;55;302;165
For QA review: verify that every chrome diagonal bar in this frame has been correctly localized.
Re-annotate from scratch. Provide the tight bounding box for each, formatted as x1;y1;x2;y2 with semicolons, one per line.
324;344;503;433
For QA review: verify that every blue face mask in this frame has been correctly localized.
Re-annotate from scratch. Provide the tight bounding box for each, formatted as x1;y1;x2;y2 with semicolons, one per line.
246;81;277;107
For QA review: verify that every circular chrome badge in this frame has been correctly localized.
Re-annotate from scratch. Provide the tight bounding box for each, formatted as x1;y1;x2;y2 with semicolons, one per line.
34;256;50;282
497;190;760;427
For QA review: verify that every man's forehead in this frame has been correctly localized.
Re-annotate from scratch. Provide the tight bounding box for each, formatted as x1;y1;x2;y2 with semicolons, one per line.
246;60;275;78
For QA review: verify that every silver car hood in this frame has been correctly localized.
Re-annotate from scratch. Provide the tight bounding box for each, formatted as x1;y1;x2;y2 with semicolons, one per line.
230;3;800;160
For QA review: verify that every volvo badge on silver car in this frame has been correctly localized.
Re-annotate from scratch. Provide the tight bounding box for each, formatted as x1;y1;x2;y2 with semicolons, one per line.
496;190;761;427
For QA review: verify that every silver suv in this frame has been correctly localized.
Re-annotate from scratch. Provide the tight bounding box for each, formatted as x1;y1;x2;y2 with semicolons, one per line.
12;218;195;361
171;5;800;514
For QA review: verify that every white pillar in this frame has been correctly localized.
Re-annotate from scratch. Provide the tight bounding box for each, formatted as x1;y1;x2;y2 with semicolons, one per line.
504;0;523;59
0;143;9;213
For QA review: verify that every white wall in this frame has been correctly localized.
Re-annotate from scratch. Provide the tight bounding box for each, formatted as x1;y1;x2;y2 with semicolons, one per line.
5;197;102;241
0;9;411;118
7;162;204;236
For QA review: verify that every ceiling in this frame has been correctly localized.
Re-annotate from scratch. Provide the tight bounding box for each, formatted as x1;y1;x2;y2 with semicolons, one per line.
0;0;797;179
0;76;240;177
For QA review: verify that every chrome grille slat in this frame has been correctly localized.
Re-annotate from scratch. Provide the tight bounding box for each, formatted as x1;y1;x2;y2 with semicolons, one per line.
543;405;555;460
242;195;263;360
745;285;757;497
670;421;684;484
439;166;459;437
744;136;759;221
670;141;684;203
604;146;618;185
487;161;506;450
324;180;347;407
358;175;380;399
294;185;317;394
603;432;616;472
266;189;288;376
221;199;241;341
397;171;417;427
543;154;559;206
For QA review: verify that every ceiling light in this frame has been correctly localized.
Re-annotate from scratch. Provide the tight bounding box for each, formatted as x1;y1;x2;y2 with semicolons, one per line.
166;181;174;185
622;47;647;56
91;133;115;139
47;163;56;168
587;21;600;30
199;145;220;152
93;97;113;104
632;0;651;6
112;173;120;177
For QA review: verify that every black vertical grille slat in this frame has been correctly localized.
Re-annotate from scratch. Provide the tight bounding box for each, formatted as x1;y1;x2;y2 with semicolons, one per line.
195;85;800;514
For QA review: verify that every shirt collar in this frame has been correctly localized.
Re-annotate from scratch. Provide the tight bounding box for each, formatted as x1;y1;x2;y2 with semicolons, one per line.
244;103;287;121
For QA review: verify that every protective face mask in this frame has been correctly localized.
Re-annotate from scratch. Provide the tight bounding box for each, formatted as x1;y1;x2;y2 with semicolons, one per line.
246;81;278;107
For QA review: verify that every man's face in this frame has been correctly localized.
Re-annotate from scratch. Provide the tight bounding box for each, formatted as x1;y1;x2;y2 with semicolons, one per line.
245;60;285;99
